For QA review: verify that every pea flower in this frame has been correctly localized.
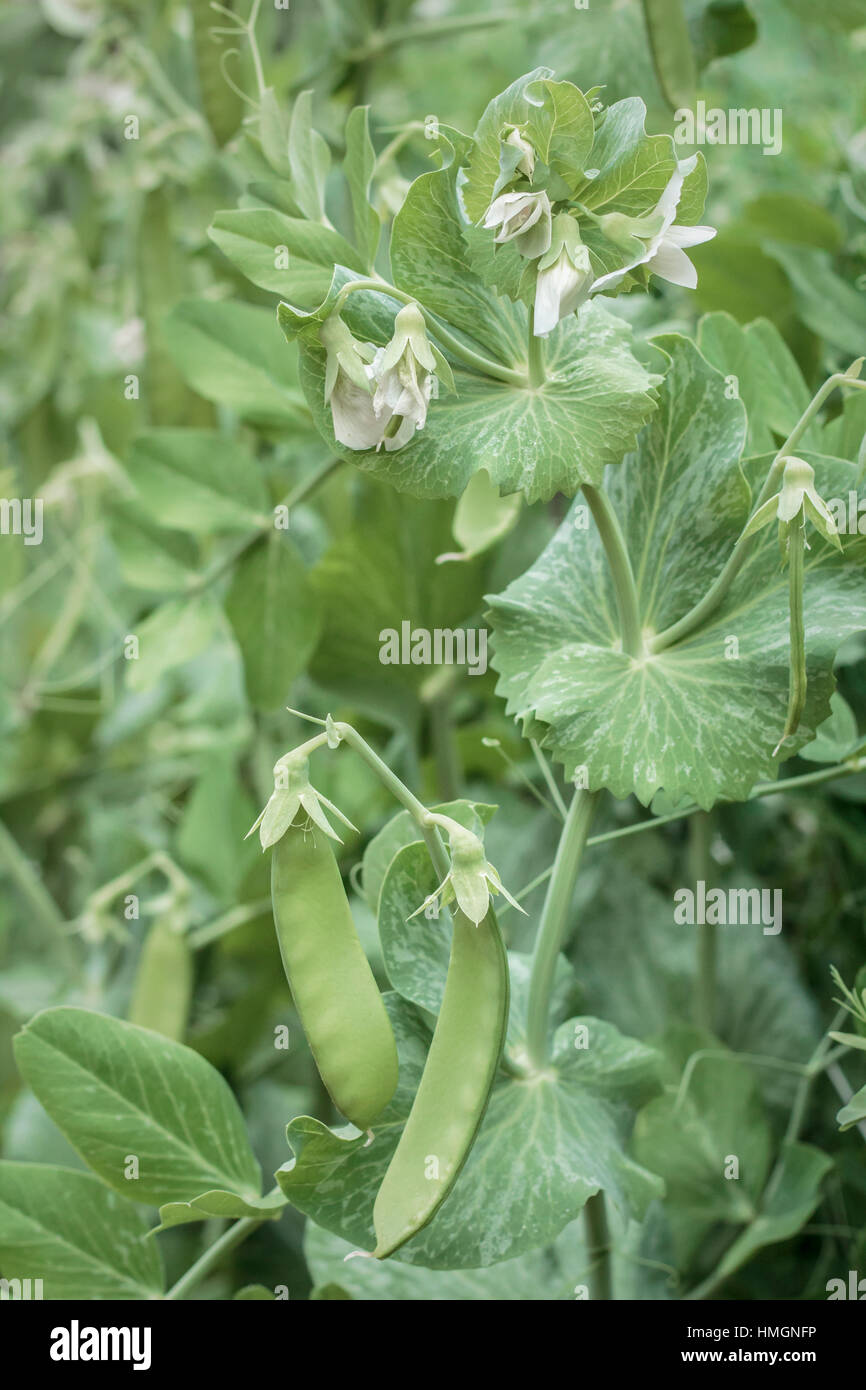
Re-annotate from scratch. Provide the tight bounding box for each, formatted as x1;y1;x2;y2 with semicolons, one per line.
591;156;716;294
502;124;536;179
319;313;381;450
483;189;553;259
533;214;594;336
370;302;450;453
743;455;842;553
410;820;525;926
247;753;358;849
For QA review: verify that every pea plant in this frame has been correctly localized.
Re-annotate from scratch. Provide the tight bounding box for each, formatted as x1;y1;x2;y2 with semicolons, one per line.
2;0;866;1306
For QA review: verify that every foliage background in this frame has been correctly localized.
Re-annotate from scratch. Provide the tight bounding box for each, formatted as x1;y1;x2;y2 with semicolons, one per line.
1;0;865;1300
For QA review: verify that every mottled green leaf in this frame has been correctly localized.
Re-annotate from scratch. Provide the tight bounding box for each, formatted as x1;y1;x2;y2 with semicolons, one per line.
277;994;661;1269
490;335;866;808
0;1162;164;1301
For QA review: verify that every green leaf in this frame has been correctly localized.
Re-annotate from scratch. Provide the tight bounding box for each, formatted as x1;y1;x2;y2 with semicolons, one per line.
164;300;307;427
711;1143;833;1280
489;336;866;808
154;1188;286;1232
108;505;198;593
378;842;451;1010
765;243;866;359
125;595;222;694
436;468;522;563
126;429;268;535
837;1083;866;1131
577;97;676;217
798;691;858;763
277;994;661;1268
176;751;259;897
209;209;364;306
573;865;821;1110
0;1162;164;1300
688;0;758;70
390;137;525;361
224;533;322;711
696;312;815;455
344;106;380;270
14;1008;264;1207
309;483;486;723
304;1214;587;1300
299;298;660;503
523;77;595;189
632;1027;773;1262
461;68;553;224
642;0;697;111
258;88;291;178
288;91;332;223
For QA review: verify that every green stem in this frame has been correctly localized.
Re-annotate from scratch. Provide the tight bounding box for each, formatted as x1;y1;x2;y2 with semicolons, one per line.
188;898;272;951
334;280;527;386
776;522;806;754
689;812;715;1033
525;789;599;1068
582;485;644;658
527;321;546;388
650;373;866;654
584;1192;612;1301
530;741;567;819
498;757;866;914
428;692;461;802
164;1186;283;1300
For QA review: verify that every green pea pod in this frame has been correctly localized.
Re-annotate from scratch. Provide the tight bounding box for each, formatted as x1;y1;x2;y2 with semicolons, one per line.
192;0;243;147
128;921;193;1041
372;906;509;1259
641;0;697;112
271;820;398;1131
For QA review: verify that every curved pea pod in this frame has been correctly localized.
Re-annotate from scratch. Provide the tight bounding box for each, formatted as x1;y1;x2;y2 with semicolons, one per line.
128;921;193;1041
372;905;509;1259
192;0;243;147
641;0;697;112
271;820;398;1131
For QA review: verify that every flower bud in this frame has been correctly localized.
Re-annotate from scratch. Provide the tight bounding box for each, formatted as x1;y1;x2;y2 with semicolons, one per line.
483;190;553;260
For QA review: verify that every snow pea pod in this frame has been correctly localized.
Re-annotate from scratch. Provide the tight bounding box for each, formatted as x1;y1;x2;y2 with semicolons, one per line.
372;904;509;1259
641;0;696;111
128;921;193;1041
191;0;243;146
271;819;398;1131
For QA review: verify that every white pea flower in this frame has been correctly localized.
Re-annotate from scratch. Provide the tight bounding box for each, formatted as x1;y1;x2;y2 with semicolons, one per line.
370;303;452;453
246;754;358;849
320;313;381;450
410;820;525;927
591;155;716;294
743;455;842;552
483;189;553;259
502;124;536;179
533;214;594;336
